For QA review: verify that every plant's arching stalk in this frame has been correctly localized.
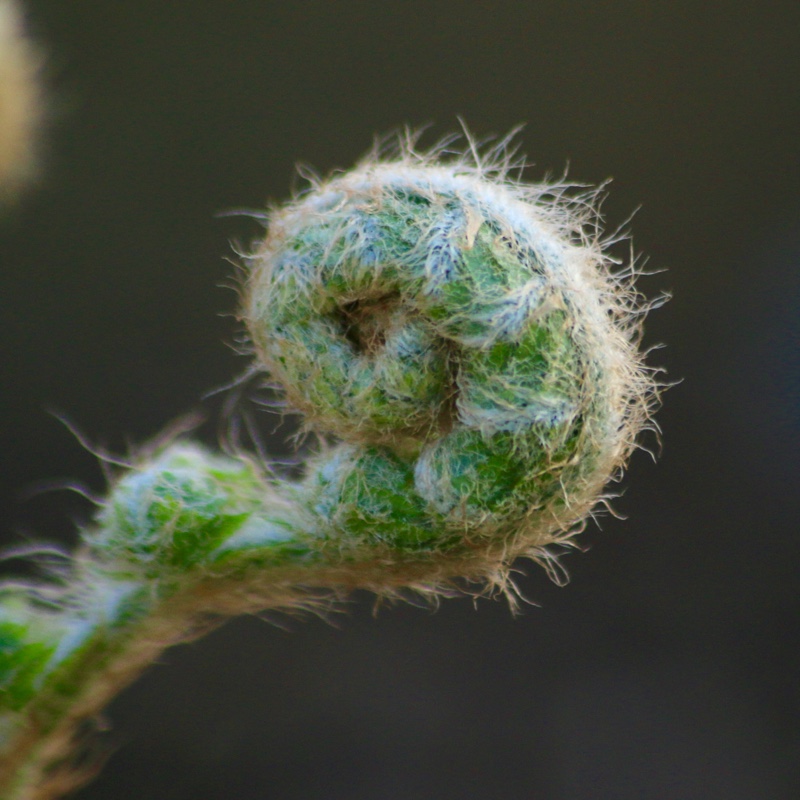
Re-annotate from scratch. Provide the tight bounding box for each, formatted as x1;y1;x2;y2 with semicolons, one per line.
0;133;659;799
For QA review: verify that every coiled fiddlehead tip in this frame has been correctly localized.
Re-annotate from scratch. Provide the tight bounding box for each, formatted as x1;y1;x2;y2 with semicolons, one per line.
243;132;658;582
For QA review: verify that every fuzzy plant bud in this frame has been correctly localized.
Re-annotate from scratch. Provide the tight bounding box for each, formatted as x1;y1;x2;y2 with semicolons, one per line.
0;135;658;798
244;142;654;573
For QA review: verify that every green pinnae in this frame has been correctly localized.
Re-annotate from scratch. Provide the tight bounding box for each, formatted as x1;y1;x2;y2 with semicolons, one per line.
414;428;531;517
0;618;57;711
307;446;435;550
94;446;266;572
457;312;581;439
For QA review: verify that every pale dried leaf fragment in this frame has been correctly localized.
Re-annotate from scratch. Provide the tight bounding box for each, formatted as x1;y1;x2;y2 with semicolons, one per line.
0;0;41;200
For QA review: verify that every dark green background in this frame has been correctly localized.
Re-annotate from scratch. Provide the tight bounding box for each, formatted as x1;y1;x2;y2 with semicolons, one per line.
1;2;798;798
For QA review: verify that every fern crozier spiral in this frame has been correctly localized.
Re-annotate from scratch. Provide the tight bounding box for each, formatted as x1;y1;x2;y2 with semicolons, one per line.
244;141;653;576
0;134;658;799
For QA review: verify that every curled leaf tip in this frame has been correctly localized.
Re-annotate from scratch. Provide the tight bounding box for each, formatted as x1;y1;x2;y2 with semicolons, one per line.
243;132;660;578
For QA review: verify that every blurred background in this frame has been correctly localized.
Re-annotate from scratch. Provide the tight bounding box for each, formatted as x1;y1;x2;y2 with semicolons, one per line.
1;1;798;798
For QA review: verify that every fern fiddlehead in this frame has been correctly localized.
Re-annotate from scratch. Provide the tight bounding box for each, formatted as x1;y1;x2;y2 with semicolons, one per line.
0;136;657;799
